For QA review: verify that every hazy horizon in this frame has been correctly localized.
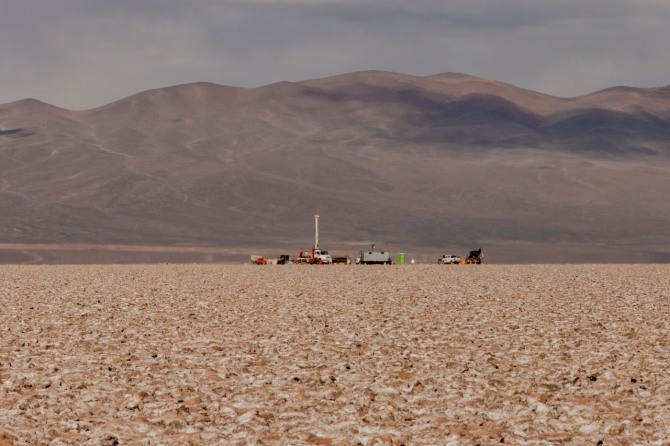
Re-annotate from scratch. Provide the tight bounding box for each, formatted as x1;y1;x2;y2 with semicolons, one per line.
2;0;670;109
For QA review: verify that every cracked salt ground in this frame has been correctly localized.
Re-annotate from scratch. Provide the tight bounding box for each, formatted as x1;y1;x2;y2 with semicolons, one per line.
1;264;670;445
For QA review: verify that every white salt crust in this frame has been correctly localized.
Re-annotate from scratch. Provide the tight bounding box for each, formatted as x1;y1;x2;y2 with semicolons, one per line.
1;264;669;445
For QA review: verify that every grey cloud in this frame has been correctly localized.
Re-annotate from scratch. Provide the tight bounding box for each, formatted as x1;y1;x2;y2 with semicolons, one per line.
1;0;669;109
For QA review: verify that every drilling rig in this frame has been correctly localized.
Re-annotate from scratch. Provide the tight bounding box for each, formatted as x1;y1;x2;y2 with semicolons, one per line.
295;214;333;264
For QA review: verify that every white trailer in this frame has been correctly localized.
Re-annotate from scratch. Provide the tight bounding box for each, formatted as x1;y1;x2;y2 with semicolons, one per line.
358;244;392;265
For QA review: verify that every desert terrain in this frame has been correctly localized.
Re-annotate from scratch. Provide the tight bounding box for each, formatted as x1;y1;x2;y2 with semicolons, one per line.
2;71;670;263
1;264;669;445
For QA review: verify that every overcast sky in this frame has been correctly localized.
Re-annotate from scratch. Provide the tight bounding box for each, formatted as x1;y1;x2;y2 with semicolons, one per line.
2;0;670;109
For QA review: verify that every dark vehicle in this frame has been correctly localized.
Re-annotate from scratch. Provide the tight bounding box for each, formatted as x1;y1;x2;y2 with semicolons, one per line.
461;248;483;264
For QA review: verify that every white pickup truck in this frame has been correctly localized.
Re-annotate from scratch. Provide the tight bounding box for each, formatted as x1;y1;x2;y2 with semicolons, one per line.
438;254;461;264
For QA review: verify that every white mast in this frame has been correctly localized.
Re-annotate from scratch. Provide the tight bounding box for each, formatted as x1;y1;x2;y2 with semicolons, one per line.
314;214;320;249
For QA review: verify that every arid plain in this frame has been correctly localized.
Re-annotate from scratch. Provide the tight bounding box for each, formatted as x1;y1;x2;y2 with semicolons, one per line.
1;264;669;445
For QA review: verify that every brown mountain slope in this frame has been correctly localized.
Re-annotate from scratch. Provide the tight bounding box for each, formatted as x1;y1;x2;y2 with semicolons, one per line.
1;71;670;263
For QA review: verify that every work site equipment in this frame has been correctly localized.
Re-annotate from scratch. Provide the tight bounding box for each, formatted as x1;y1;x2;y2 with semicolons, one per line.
461;248;483;264
295;214;333;264
250;255;267;265
358;243;392;265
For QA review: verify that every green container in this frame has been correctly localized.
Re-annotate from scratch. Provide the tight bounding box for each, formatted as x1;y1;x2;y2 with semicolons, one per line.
396;253;405;265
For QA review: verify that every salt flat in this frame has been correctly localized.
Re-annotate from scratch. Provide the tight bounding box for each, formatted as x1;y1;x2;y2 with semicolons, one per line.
1;264;669;445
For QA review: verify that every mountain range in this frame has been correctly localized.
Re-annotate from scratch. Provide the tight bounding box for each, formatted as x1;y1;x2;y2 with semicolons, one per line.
1;71;669;263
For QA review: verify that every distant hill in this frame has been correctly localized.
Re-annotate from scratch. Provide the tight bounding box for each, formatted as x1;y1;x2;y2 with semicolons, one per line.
1;71;669;263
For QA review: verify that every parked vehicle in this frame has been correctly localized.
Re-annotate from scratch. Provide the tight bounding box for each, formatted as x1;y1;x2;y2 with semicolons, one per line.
296;248;332;264
438;254;461;264
461;248;483;264
295;214;332;264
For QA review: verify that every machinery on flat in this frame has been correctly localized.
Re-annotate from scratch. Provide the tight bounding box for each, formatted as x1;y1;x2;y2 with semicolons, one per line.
357;244;392;265
461;248;483;264
295;214;332;264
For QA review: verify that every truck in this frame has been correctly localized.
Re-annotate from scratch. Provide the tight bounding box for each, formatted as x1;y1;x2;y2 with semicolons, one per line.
438;254;461;264
296;248;332;264
358;244;392;265
294;214;332;264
